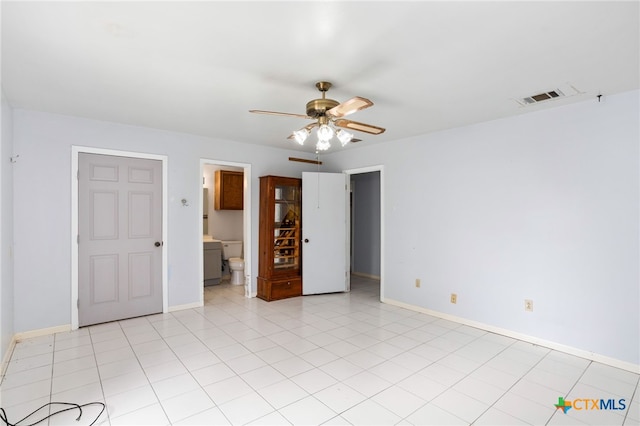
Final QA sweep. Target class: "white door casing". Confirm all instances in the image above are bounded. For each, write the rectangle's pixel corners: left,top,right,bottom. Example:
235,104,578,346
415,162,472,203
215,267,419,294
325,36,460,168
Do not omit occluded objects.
302,172,349,295
78,153,163,326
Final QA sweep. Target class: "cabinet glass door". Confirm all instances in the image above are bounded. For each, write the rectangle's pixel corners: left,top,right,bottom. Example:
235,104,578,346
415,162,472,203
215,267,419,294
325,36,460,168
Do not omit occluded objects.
273,184,301,271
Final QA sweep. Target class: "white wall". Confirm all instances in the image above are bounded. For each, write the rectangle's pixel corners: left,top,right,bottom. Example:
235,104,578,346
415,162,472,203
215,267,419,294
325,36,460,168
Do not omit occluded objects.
1,90,15,362
11,110,316,333
329,90,640,367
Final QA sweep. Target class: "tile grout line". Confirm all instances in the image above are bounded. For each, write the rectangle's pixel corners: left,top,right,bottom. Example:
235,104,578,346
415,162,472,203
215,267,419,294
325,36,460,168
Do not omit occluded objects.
543,358,593,426
118,314,185,424
87,325,112,425
170,306,273,423
624,375,640,425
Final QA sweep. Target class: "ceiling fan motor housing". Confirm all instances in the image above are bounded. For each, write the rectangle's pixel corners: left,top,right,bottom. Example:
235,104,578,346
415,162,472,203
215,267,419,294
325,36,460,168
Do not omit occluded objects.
306,98,339,118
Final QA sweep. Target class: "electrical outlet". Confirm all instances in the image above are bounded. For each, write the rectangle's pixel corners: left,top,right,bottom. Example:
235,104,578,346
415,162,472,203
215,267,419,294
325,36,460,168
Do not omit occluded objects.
450,293,457,304
525,299,533,312
415,279,421,288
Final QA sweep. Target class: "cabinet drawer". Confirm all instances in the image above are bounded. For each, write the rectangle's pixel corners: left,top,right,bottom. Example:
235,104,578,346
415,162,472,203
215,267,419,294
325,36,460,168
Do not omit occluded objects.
271,278,301,300
257,277,301,301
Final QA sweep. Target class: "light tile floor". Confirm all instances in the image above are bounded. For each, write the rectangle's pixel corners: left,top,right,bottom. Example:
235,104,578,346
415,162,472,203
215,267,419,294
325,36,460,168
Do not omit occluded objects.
1,276,638,425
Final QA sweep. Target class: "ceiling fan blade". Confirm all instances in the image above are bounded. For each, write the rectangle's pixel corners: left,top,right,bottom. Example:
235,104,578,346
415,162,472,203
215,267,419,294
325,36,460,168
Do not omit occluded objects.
249,110,311,119
334,119,385,135
349,138,363,143
327,96,373,118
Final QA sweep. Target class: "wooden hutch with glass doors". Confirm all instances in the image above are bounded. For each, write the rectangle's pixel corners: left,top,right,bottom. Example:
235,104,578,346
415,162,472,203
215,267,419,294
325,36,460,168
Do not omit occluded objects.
257,176,302,301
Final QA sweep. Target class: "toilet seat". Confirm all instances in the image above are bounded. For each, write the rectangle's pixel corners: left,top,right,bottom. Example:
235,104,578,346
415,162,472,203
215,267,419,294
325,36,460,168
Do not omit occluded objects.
229,257,244,268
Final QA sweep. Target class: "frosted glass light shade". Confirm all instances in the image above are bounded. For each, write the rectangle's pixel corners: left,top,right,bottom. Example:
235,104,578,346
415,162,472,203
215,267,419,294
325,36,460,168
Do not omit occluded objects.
293,129,309,145
336,129,354,146
316,139,331,151
317,124,334,141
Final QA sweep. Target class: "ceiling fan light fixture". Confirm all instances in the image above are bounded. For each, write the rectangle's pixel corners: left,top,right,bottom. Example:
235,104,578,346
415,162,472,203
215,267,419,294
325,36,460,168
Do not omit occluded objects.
336,129,353,146
293,128,309,145
316,139,331,151
317,124,334,141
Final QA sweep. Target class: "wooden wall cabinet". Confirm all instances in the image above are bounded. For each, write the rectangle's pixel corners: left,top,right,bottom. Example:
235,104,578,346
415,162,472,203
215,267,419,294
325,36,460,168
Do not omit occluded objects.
257,176,302,301
215,170,243,210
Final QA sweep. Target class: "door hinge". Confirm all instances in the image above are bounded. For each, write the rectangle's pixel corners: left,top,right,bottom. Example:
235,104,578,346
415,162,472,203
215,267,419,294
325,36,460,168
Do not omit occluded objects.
77,235,80,244
77,299,79,309
77,170,79,180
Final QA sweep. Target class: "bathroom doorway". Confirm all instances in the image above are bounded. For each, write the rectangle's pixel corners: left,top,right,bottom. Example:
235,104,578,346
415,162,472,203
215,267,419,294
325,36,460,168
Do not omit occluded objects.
199,159,252,303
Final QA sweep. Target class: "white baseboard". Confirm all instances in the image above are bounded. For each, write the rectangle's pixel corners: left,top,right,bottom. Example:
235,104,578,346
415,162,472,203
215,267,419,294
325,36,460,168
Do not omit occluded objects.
15,324,71,341
385,298,640,374
351,272,381,280
168,301,203,312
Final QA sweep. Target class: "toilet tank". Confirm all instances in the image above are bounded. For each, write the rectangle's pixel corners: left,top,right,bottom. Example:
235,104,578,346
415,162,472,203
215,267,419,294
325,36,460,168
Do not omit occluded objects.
221,241,242,260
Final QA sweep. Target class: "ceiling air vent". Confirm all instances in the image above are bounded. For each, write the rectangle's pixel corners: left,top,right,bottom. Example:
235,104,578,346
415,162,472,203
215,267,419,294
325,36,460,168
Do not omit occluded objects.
516,84,581,107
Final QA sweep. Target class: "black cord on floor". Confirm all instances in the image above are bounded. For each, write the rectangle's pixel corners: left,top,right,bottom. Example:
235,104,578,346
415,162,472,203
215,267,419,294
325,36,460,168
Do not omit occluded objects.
0,401,106,426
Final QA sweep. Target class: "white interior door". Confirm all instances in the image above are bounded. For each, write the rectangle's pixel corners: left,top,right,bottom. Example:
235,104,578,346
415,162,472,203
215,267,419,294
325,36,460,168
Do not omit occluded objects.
78,153,163,326
302,172,349,295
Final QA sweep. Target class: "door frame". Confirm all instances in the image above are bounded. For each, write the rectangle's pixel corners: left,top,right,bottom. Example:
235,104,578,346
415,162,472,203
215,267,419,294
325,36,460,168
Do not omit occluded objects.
71,146,169,330
199,159,252,302
344,165,384,302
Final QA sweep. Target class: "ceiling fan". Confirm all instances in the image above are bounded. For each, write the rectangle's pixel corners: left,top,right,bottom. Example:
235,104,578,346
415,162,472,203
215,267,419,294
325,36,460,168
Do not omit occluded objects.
250,81,385,151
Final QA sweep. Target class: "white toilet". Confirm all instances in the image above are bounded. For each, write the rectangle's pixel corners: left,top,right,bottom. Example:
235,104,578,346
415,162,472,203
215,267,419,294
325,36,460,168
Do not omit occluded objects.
222,241,244,285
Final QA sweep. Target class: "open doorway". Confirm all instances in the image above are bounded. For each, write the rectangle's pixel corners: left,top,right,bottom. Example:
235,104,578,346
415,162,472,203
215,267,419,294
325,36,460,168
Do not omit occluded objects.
199,159,252,304
345,166,383,301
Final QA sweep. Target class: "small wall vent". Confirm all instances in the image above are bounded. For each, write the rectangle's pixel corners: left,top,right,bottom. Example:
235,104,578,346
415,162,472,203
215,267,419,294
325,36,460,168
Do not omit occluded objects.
516,84,581,107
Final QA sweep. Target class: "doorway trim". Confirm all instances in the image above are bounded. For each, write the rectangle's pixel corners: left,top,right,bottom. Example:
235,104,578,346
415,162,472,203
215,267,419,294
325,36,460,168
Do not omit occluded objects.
344,165,384,302
199,159,252,303
71,146,169,330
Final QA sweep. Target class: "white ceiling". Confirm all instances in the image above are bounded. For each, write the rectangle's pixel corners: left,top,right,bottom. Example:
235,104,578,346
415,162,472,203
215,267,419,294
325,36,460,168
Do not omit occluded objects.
2,1,638,153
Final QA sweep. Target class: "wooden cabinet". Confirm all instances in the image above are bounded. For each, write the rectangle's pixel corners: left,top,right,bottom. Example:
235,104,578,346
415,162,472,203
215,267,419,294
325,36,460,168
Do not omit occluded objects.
257,176,302,301
215,170,243,210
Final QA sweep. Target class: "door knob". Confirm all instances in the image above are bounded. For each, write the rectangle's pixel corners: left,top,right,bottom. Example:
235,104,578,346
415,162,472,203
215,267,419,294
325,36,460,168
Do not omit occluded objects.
304,239,309,243
154,241,162,247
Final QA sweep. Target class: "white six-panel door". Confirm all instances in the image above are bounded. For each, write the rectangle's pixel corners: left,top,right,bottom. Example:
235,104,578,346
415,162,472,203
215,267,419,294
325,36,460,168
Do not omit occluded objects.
302,172,349,295
78,153,163,326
